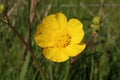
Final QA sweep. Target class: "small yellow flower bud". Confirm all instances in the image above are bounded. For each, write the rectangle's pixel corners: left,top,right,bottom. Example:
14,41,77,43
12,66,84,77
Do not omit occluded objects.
0,4,5,14
91,24,100,32
92,16,101,25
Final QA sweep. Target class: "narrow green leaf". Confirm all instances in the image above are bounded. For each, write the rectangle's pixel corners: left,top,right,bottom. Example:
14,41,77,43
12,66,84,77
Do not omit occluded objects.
19,53,31,80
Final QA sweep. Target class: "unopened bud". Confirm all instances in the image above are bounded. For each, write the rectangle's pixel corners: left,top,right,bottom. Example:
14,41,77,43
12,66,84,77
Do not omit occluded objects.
92,16,101,25
91,24,100,32
0,4,5,14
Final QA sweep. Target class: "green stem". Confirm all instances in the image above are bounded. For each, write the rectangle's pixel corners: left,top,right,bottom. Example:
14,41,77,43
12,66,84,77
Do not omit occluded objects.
90,57,94,80
65,61,70,80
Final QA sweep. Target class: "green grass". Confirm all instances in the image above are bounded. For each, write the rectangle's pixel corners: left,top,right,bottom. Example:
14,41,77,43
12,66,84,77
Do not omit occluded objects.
0,0,120,80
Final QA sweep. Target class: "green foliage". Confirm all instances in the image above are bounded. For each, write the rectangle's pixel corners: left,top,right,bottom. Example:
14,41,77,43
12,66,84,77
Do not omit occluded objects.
20,53,31,80
0,0,120,80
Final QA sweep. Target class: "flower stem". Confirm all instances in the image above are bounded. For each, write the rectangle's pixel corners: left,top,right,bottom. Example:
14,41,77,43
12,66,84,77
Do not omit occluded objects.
65,60,70,80
86,31,97,46
4,15,46,80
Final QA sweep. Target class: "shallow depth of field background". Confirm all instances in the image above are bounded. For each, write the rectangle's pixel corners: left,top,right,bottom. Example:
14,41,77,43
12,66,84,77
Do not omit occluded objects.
0,0,120,80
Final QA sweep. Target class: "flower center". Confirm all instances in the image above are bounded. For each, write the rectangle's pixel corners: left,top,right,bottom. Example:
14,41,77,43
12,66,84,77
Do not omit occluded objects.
55,32,71,48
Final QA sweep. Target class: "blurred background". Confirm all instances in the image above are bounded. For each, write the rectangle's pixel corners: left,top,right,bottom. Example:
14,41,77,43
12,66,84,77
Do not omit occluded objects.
0,0,120,80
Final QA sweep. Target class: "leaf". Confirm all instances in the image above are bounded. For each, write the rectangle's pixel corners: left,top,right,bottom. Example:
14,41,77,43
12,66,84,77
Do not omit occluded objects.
19,53,31,80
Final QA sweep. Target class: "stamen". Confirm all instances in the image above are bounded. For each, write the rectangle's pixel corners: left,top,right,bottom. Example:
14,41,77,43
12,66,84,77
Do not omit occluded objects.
56,33,71,48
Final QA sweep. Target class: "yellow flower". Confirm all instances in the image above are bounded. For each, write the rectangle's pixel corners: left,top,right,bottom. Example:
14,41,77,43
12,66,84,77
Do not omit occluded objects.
35,13,86,62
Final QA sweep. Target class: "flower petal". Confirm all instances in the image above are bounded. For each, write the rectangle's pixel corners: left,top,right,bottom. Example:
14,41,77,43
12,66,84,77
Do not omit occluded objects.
67,19,84,44
42,14,59,31
35,33,54,48
64,43,86,57
55,13,67,29
35,23,54,48
43,47,69,62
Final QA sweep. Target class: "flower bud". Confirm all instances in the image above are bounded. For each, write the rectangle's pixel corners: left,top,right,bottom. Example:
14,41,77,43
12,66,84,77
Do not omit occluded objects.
91,24,100,32
0,4,5,14
92,16,101,25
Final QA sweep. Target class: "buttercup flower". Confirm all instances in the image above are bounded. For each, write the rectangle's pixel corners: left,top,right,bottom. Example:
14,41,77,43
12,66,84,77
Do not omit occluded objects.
35,12,86,62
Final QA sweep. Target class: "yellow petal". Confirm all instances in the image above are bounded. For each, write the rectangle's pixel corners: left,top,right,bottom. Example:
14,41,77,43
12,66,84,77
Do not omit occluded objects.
37,23,53,34
67,19,84,44
64,43,86,57
42,14,59,31
35,23,54,48
35,33,54,48
43,47,69,62
55,13,67,29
